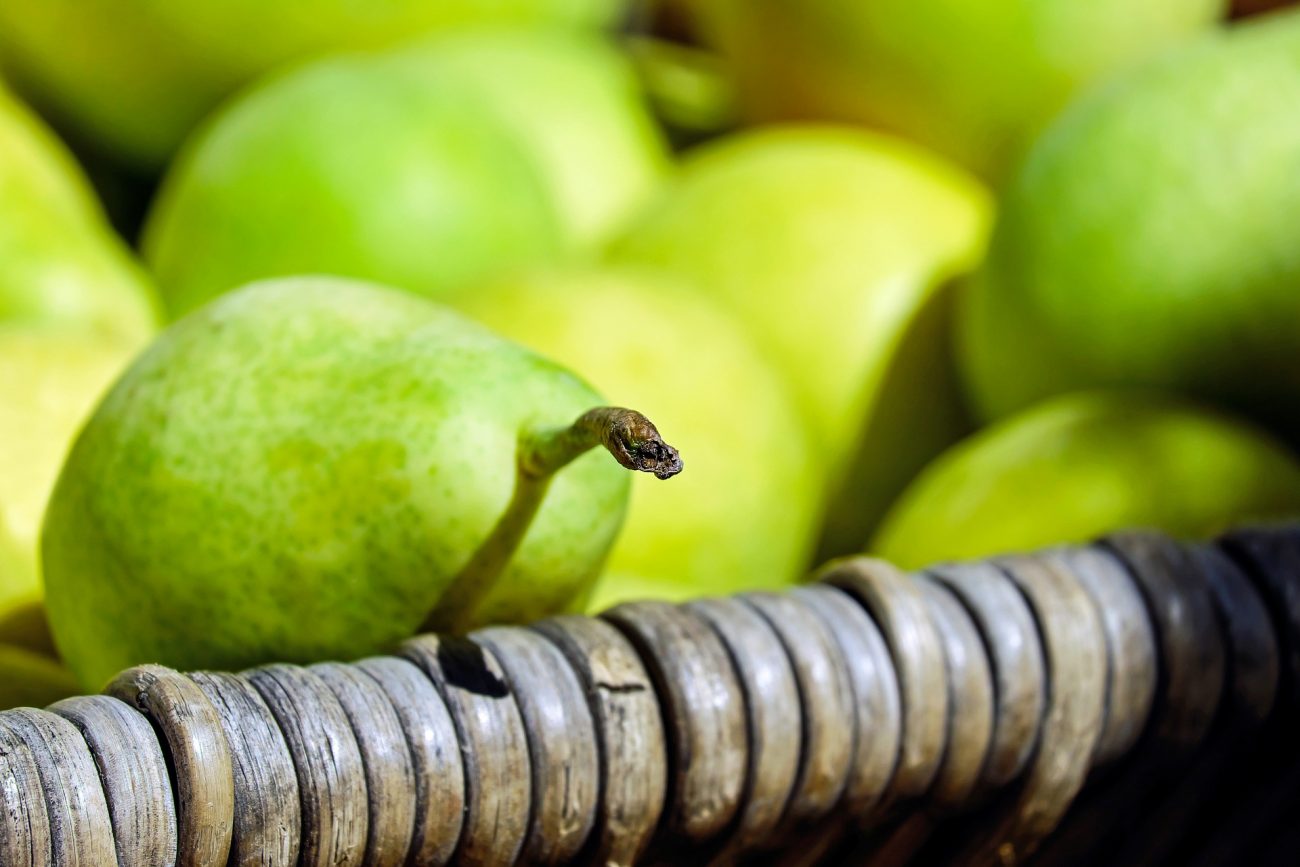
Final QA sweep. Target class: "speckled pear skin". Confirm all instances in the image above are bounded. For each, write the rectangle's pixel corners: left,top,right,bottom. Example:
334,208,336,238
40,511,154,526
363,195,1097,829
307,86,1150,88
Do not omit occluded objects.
41,276,628,689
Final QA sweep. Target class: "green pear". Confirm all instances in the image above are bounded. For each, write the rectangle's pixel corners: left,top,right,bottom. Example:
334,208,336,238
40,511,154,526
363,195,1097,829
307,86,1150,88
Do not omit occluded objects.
0,330,137,647
386,28,671,248
459,267,819,608
0,87,159,344
610,126,991,552
143,52,567,319
693,0,1223,179
0,0,625,169
0,644,80,710
42,276,682,688
873,392,1300,569
960,12,1300,442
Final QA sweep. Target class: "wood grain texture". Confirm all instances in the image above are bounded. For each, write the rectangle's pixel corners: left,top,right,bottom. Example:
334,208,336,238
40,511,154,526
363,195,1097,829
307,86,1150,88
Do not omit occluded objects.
1220,525,1300,700
954,555,1106,866
742,592,853,826
1042,545,1157,767
311,663,417,867
0,711,52,867
473,627,600,865
792,585,901,824
355,656,465,867
0,708,117,866
1188,543,1279,725
1105,532,1226,750
915,576,994,810
928,560,1045,790
401,634,531,867
188,671,300,867
687,596,800,855
107,664,234,867
531,615,667,867
820,557,948,804
602,600,748,845
49,695,178,867
243,665,368,867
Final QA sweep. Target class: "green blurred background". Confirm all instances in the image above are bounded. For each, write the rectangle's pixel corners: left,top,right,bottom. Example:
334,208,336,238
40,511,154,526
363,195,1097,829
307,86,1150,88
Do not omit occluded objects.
2,0,1299,700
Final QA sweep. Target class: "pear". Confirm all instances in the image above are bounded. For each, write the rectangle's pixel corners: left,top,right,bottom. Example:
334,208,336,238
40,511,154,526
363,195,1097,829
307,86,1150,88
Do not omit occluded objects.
873,392,1300,569
692,0,1222,180
0,87,159,344
386,28,671,248
0,644,80,710
42,276,682,688
459,267,818,608
610,126,990,553
142,52,566,319
960,12,1300,443
0,0,626,169
0,330,137,650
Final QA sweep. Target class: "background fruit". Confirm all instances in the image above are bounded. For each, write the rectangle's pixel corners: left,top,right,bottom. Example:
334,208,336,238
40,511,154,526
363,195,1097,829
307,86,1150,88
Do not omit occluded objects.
0,330,137,647
611,126,990,552
0,0,626,169
388,28,671,248
0,87,159,343
43,276,640,687
873,391,1300,568
0,644,80,709
461,267,819,607
693,0,1223,179
960,11,1300,443
143,53,564,318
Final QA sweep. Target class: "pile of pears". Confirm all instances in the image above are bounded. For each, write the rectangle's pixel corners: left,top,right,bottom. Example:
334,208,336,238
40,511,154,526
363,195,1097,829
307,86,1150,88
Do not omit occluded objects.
1,0,1298,694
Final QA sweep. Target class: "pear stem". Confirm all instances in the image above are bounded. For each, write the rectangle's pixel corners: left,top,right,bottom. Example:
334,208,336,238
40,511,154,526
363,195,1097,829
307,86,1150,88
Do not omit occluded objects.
421,407,681,633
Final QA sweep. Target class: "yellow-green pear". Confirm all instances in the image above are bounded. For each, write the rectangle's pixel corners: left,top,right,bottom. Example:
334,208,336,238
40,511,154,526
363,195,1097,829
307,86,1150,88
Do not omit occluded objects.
0,87,159,344
0,645,80,710
0,0,626,169
43,277,682,688
143,52,565,319
1,330,137,649
693,0,1223,179
873,392,1300,569
611,126,991,554
960,12,1300,442
460,267,819,607
386,28,672,248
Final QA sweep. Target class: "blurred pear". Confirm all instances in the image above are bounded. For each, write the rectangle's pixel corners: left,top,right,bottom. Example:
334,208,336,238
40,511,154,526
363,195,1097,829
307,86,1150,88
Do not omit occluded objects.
611,126,990,553
387,28,671,248
0,0,627,169
460,267,819,607
873,392,1300,569
143,53,565,318
694,0,1223,179
0,644,80,709
0,87,159,343
0,330,136,652
961,11,1300,442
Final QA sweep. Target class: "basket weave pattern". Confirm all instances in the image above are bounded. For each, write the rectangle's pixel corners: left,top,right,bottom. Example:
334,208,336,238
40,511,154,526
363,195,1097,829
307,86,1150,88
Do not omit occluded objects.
1,525,1298,866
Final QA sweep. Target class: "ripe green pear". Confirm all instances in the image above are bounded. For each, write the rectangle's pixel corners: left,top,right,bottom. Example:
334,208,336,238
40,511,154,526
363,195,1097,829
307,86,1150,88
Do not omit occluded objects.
0,330,137,649
873,392,1300,569
0,87,159,344
694,0,1222,179
0,0,625,169
386,28,671,248
42,276,681,688
610,126,990,553
143,53,565,319
960,12,1300,441
460,267,818,607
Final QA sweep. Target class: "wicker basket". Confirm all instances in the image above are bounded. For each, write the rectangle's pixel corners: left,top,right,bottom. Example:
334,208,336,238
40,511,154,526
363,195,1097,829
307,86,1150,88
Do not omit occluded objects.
1,524,1297,866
